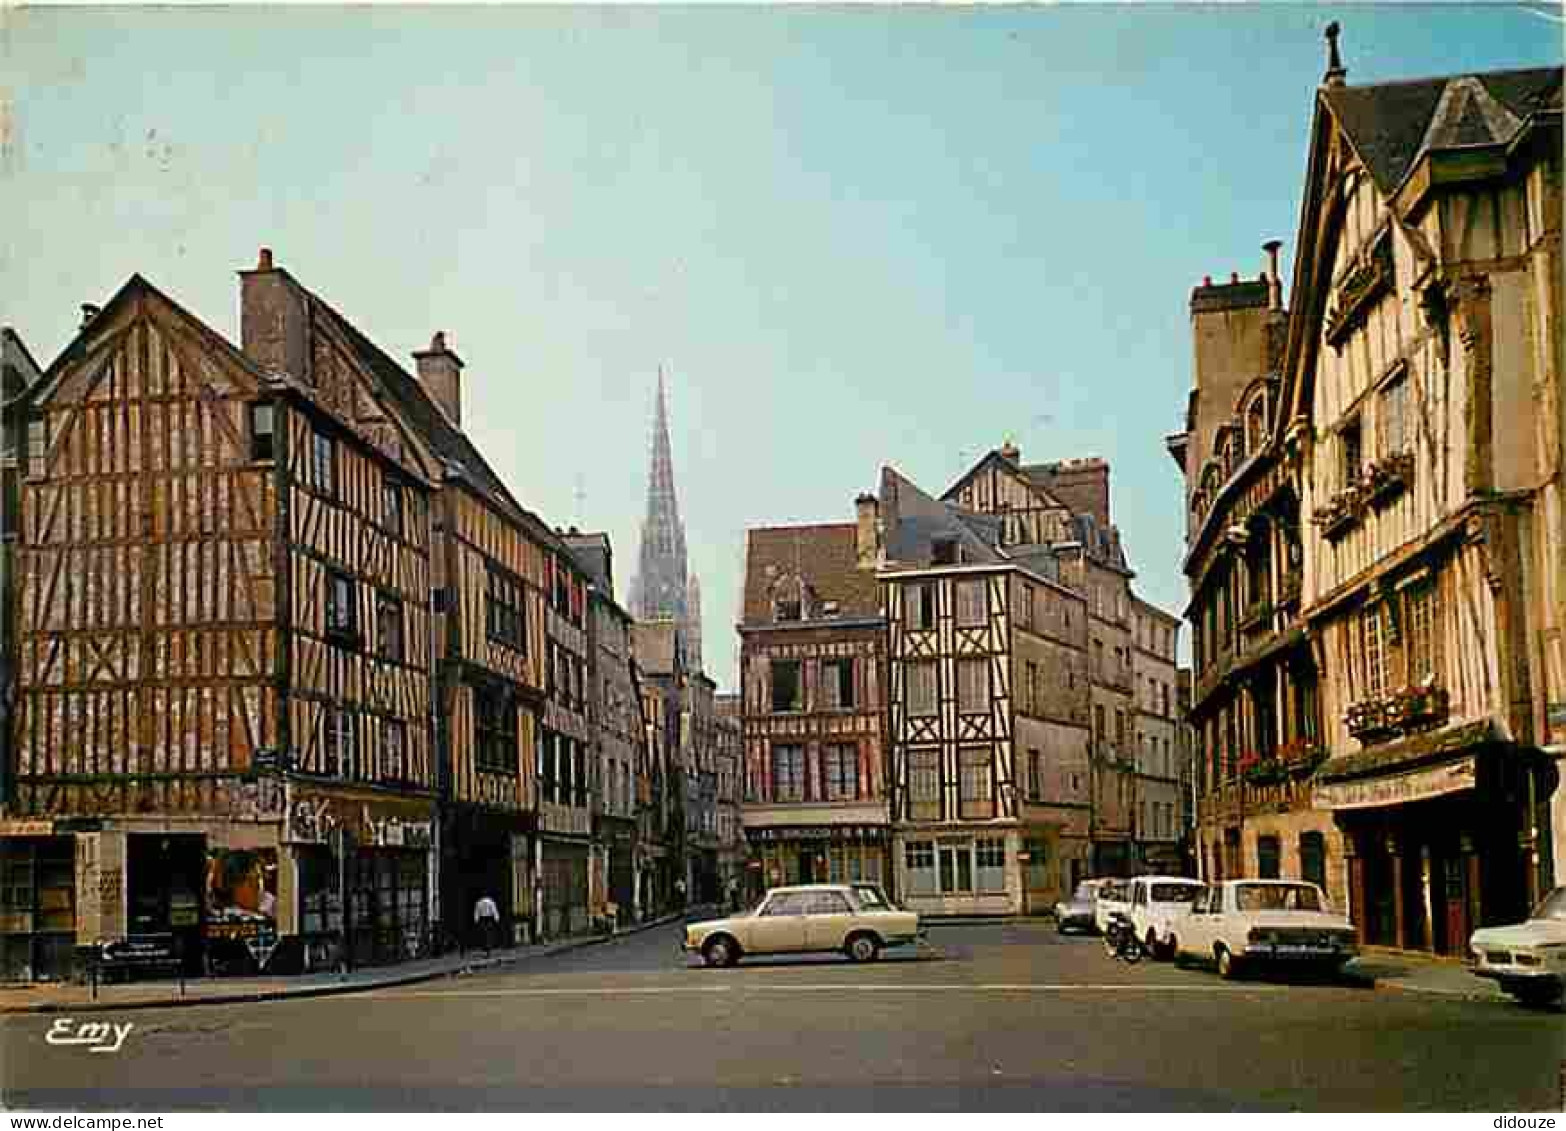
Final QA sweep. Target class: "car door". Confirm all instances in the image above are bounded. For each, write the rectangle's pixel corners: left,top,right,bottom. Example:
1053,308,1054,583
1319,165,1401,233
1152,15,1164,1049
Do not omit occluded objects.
748,892,809,954
1182,887,1214,957
805,890,858,952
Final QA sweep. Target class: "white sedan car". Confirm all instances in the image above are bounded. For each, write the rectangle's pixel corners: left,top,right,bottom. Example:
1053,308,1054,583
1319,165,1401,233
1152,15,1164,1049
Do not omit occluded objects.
1470,886,1566,1007
1172,879,1358,979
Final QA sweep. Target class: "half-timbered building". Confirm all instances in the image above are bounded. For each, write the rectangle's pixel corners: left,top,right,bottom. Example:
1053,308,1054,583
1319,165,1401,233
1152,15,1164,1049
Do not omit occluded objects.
564,530,643,927
1286,47,1561,950
875,467,1092,915
1168,258,1340,905
5,268,438,976
738,519,890,902
632,619,694,910
943,447,1174,876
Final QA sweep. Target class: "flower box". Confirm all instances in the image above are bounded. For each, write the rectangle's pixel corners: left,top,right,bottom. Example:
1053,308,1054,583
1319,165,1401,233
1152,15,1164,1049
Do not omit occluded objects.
1313,488,1363,541
1385,684,1450,730
1363,452,1414,508
1345,698,1397,742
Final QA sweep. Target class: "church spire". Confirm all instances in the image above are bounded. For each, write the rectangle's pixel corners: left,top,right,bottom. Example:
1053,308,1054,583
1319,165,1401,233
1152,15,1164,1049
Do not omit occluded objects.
631,366,696,669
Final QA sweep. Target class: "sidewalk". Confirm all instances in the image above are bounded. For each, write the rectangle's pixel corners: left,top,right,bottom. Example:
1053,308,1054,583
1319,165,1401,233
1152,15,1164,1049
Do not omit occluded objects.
0,908,701,1016
1342,950,1511,1003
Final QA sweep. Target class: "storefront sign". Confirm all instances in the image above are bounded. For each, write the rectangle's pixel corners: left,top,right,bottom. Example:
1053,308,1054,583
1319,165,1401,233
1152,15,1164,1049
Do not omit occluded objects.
0,820,55,836
284,786,434,848
99,934,178,967
748,825,888,843
1314,756,1477,811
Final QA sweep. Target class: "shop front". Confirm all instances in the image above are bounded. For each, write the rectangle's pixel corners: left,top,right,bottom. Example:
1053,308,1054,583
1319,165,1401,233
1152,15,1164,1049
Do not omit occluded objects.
442,805,533,949
747,824,890,904
893,827,1022,917
1316,726,1557,955
539,836,590,938
285,784,437,970
0,824,78,982
595,816,637,927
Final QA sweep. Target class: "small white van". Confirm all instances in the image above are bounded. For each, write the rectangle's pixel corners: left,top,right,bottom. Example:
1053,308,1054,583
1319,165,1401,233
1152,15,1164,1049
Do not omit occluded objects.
1128,875,1205,959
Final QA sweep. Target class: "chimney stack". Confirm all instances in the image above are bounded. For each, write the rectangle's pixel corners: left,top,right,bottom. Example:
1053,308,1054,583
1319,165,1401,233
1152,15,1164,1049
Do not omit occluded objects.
998,438,1021,464
413,331,465,427
79,304,101,330
1263,240,1284,312
855,492,881,568
239,246,310,381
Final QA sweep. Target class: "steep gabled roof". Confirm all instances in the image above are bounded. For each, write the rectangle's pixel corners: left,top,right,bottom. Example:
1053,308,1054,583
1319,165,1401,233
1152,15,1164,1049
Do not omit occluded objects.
2,327,43,400
293,280,581,568
942,448,1071,512
881,465,1004,567
1324,66,1561,196
26,274,272,409
740,522,881,625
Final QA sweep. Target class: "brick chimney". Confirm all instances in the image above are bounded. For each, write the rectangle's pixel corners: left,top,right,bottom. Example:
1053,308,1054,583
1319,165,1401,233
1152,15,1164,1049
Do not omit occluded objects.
239,247,311,382
855,492,881,567
998,438,1021,464
413,331,464,427
1034,458,1112,529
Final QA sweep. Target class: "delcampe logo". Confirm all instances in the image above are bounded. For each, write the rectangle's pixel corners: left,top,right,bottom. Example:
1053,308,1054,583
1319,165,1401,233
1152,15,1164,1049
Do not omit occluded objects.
43,1017,135,1054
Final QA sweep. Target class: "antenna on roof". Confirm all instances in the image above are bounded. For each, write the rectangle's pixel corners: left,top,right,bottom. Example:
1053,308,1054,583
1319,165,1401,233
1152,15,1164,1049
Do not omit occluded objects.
574,473,586,526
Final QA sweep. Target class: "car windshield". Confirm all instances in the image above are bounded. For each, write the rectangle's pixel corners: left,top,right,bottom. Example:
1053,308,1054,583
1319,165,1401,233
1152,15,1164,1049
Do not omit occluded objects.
1530,886,1566,920
854,886,890,910
1235,883,1323,912
1151,883,1202,903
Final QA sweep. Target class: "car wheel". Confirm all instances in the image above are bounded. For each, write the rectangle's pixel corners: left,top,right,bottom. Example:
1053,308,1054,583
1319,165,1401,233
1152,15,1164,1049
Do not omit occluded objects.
846,933,881,964
1216,945,1240,980
1056,918,1068,935
1513,982,1565,1009
702,936,737,968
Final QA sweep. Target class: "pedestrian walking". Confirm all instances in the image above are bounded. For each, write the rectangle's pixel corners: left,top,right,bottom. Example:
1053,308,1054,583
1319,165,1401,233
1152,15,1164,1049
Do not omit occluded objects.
473,893,500,955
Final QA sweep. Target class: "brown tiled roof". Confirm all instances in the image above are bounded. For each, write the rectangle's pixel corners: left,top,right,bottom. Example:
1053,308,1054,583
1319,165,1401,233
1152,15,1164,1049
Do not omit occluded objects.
1324,66,1561,195
741,522,881,625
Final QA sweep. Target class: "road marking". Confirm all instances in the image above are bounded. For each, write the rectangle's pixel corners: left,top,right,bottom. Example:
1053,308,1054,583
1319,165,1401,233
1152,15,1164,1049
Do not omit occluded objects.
365,982,1255,1001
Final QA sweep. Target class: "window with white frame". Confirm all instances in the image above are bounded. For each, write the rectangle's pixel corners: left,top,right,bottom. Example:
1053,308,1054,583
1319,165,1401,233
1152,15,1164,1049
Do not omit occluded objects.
820,657,855,710
904,840,937,895
906,662,938,717
975,837,1006,892
1379,373,1410,457
957,659,989,714
1403,581,1440,685
956,579,987,626
958,746,993,820
1361,603,1388,699
823,744,858,801
908,748,941,820
771,744,805,802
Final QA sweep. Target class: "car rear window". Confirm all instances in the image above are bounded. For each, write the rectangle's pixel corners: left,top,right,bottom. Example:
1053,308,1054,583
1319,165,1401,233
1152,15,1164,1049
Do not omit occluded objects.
1151,884,1202,903
1235,883,1323,912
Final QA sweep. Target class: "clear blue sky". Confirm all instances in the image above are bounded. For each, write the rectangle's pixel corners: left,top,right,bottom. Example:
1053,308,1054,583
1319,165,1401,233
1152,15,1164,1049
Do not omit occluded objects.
5,4,1560,688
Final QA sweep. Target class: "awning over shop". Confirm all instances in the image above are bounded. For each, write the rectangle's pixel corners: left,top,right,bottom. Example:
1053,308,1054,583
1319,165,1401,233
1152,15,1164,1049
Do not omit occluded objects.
1314,719,1559,811
1314,753,1478,810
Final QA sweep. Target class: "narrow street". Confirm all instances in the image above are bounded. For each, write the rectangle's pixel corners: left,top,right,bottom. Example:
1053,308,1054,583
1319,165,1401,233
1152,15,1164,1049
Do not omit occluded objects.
5,920,1560,1111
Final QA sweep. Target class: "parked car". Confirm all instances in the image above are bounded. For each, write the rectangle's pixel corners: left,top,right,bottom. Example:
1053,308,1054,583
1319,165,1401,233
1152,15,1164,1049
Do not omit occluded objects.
1093,879,1131,935
1172,879,1357,979
850,882,897,911
683,884,924,967
1053,879,1107,934
1127,876,1205,959
1470,885,1566,1007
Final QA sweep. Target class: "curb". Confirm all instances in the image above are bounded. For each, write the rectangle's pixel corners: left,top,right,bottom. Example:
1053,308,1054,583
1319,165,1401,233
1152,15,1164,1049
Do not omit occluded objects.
1,911,690,1016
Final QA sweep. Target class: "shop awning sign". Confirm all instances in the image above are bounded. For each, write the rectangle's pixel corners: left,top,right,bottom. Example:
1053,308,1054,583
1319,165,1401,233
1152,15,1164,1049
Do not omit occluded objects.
747,825,888,843
1314,755,1477,811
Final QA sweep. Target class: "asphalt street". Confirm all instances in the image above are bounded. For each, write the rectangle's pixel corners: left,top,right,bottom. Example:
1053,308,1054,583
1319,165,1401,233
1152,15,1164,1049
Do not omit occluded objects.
3,919,1561,1111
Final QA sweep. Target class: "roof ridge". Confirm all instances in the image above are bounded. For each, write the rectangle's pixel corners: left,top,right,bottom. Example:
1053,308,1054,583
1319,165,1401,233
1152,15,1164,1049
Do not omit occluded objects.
1337,63,1559,94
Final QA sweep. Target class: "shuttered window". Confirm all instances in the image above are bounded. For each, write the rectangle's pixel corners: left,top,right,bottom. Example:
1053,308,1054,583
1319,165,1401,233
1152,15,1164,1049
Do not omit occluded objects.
908,748,941,820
